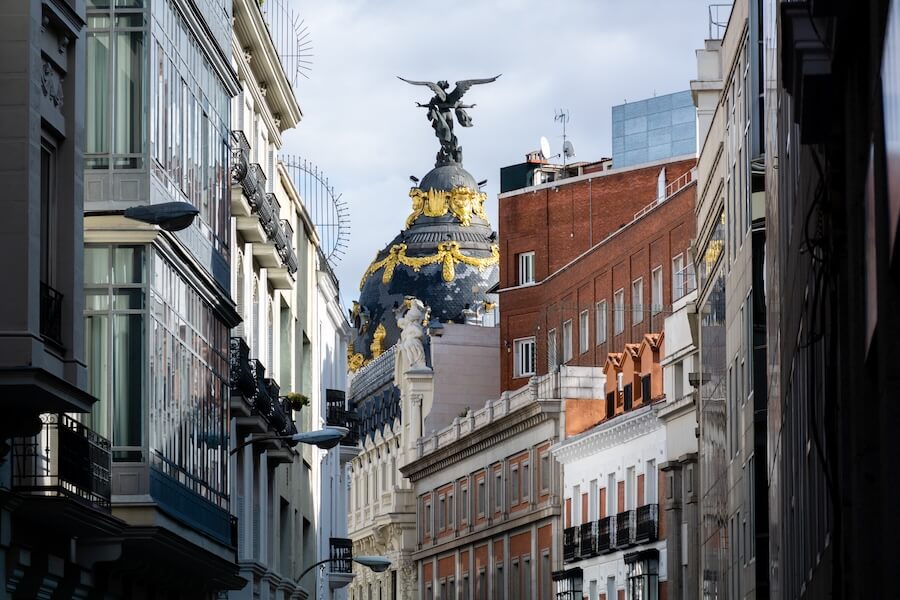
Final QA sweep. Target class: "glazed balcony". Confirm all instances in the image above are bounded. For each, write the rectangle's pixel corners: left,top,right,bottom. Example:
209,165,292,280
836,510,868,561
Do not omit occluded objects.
230,130,250,185
327,537,355,589
11,413,111,512
634,503,659,543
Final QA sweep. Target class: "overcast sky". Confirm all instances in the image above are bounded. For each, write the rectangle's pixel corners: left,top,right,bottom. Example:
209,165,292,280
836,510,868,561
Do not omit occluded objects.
280,0,714,306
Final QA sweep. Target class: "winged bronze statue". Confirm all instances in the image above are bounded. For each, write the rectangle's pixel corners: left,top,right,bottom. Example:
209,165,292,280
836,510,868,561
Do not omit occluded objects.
398,75,501,166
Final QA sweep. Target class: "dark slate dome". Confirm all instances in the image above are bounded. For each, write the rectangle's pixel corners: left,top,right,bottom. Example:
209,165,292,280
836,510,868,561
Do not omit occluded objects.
349,163,499,369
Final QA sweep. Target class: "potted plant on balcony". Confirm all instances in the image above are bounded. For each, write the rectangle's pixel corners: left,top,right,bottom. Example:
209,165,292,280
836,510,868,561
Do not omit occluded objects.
284,392,309,411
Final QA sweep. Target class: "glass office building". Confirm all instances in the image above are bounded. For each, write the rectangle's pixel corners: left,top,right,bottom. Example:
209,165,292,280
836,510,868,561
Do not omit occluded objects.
612,90,697,168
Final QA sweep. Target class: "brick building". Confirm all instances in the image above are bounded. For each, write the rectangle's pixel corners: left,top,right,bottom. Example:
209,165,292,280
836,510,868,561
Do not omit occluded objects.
497,157,697,394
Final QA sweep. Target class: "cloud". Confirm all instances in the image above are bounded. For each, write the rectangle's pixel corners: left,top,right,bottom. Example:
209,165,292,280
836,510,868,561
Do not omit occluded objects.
280,0,713,305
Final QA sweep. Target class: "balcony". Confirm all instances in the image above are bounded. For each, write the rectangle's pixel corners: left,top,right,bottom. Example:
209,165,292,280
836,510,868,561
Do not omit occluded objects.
40,282,64,349
230,130,250,185
251,194,282,268
326,389,360,448
11,413,111,512
616,509,636,548
579,521,597,558
242,163,267,208
597,515,614,553
563,525,579,563
269,216,297,288
635,504,659,543
235,163,268,239
229,337,256,407
250,359,272,417
327,537,355,589
552,567,584,600
279,219,298,274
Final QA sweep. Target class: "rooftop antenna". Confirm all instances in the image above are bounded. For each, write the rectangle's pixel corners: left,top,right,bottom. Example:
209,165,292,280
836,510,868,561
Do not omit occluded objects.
554,109,575,174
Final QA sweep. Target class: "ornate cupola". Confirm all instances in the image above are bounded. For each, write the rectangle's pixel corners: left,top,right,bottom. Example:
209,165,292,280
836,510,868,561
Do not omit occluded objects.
349,76,502,371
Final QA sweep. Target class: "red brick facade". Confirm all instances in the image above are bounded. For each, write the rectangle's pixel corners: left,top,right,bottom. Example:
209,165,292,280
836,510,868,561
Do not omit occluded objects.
498,158,696,393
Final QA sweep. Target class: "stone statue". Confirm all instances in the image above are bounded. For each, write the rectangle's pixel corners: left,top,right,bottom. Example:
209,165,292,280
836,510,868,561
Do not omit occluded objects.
394,297,428,380
398,75,501,166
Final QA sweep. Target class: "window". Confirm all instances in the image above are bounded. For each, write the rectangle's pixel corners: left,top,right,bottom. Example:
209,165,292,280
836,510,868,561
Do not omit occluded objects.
672,253,685,300
461,486,469,523
540,453,551,492
626,467,636,510
477,478,486,516
625,554,659,600
518,251,535,285
589,479,599,520
448,577,456,600
522,556,532,598
463,574,470,600
478,569,487,600
522,462,530,500
607,474,616,517
651,267,663,313
510,560,520,599
579,310,590,353
547,329,558,368
448,493,455,528
562,320,573,363
646,460,657,504
511,465,520,504
596,300,608,344
40,141,58,289
513,337,535,378
494,470,503,511
614,289,625,334
424,500,432,537
495,564,504,600
573,485,581,524
632,278,644,324
439,495,446,530
542,552,552,599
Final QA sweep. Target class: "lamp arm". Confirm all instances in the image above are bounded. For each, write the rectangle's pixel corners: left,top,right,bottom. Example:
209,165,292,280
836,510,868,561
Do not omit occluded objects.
295,557,341,584
229,434,292,456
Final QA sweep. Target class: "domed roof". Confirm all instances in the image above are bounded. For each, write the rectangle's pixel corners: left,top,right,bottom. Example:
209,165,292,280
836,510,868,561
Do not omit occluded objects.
349,163,499,371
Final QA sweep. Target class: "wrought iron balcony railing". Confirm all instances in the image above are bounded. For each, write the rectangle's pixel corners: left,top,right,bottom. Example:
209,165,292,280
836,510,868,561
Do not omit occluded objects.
40,282,64,348
563,525,579,563
579,521,598,558
249,359,272,417
242,163,267,209
11,413,111,511
616,509,636,548
635,503,659,543
597,515,614,553
258,193,280,241
326,407,360,446
229,337,256,399
230,130,250,184
278,219,298,274
264,378,286,431
329,537,353,574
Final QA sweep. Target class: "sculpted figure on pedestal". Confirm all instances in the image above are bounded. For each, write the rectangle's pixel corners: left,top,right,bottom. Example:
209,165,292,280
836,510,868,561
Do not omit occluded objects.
394,297,428,381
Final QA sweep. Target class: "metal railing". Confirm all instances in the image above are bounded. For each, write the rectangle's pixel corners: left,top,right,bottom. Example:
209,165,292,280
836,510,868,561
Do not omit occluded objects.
278,219,298,274
241,163,267,209
563,525,579,563
230,130,250,184
597,515,614,552
633,168,696,221
329,537,353,574
11,413,111,511
709,4,732,40
229,337,256,398
579,521,597,558
40,282,64,348
635,503,659,543
616,509,636,548
257,192,279,242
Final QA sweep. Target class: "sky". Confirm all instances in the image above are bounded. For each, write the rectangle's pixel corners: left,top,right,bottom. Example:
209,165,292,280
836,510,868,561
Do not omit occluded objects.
280,0,715,305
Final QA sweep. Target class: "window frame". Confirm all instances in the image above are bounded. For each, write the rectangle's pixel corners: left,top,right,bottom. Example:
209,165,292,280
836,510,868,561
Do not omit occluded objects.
579,310,590,354
517,251,535,286
596,300,608,344
562,319,573,363
632,278,644,325
614,289,625,334
651,266,663,314
513,336,536,378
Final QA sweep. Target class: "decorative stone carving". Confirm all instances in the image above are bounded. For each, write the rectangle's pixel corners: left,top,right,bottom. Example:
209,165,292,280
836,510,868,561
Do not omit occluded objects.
393,298,427,381
40,61,64,108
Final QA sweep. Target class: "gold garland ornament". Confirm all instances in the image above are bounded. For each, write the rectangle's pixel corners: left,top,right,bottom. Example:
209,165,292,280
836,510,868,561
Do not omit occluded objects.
359,241,500,290
406,186,488,228
370,323,386,359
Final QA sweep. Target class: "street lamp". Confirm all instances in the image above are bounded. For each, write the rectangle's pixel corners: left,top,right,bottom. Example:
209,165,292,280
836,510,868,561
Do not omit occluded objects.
295,554,391,585
122,201,200,232
229,426,349,455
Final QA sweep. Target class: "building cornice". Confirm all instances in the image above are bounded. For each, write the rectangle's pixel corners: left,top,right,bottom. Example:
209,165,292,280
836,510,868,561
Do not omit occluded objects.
401,400,561,482
233,0,301,132
550,403,663,464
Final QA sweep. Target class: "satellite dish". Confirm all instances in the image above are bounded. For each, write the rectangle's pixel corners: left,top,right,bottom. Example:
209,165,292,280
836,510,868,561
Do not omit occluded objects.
539,136,551,159
563,140,576,159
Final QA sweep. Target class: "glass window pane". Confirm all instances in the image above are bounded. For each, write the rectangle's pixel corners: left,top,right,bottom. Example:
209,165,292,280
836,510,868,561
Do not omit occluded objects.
85,246,110,284
86,32,110,156
112,313,144,450
113,245,144,283
113,288,145,309
85,291,110,311
114,30,144,156
85,314,109,437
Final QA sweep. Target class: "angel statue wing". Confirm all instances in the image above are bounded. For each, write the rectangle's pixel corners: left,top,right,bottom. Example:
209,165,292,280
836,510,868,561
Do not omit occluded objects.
397,76,447,101
446,75,502,104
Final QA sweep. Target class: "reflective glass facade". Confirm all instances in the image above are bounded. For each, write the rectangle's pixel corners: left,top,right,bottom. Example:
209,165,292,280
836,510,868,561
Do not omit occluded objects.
612,91,697,168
